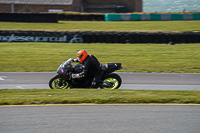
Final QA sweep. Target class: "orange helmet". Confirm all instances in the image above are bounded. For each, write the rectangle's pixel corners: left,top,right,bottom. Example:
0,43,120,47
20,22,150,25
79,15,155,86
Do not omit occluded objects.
77,49,88,63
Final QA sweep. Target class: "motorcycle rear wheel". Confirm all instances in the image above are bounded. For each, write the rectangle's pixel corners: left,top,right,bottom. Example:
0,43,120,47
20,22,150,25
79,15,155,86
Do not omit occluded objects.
102,73,122,89
49,75,69,89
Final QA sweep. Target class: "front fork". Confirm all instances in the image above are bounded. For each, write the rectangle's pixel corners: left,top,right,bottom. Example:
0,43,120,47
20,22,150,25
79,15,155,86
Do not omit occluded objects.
56,74,71,87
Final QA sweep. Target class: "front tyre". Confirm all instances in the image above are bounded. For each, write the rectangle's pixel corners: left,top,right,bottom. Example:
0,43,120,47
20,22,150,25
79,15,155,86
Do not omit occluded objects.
102,73,122,89
49,75,69,89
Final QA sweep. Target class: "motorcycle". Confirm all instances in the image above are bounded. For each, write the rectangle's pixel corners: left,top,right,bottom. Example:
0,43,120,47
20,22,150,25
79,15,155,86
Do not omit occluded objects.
49,58,122,89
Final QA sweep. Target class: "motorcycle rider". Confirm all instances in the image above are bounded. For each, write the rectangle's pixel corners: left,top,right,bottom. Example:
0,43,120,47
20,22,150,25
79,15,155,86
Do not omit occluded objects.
71,49,103,88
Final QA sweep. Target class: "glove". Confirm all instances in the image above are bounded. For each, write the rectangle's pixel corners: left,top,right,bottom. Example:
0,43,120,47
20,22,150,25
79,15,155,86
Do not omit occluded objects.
69,59,78,63
73,59,79,62
72,73,80,79
71,73,84,79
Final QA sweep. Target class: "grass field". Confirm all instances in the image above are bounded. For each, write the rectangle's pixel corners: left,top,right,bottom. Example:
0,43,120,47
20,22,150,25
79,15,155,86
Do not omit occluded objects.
1,89,200,105
0,43,200,73
0,21,200,31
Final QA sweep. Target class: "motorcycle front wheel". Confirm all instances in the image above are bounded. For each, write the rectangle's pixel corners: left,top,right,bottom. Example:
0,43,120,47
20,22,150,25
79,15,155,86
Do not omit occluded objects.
101,73,122,89
49,75,69,89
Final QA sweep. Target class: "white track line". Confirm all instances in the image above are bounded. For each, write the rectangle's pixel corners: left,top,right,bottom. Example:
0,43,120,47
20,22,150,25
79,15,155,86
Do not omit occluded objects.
16,86,24,89
0,76,6,80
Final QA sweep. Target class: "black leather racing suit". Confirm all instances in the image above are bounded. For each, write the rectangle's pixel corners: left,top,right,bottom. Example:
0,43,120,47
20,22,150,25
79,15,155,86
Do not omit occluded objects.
78,54,103,88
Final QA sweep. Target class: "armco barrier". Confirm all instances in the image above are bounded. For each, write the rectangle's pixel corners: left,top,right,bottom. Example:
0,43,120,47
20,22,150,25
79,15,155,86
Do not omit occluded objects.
105,13,200,21
58,14,105,21
0,13,58,23
0,13,105,22
0,30,199,43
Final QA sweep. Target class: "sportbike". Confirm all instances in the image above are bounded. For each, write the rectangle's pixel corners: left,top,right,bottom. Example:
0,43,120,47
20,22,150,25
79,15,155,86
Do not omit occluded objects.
49,58,122,89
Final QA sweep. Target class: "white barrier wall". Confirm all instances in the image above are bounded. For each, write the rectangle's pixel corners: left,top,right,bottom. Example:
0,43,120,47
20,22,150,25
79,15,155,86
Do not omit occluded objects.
105,14,200,21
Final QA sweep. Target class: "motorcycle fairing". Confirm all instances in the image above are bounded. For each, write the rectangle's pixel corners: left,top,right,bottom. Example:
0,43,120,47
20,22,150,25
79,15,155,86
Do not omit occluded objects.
74,64,83,73
57,67,72,75
103,63,122,74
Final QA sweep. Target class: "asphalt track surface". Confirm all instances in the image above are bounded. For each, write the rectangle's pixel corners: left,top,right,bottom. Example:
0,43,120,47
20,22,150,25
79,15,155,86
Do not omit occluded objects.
0,72,200,90
1,104,200,133
1,73,200,133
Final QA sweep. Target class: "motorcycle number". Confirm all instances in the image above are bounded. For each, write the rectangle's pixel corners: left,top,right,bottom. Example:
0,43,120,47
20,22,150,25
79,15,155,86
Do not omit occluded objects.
61,69,64,73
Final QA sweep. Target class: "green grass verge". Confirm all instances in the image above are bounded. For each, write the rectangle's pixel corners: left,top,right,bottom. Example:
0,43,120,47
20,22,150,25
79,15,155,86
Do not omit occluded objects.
0,43,200,73
1,89,200,105
0,21,200,31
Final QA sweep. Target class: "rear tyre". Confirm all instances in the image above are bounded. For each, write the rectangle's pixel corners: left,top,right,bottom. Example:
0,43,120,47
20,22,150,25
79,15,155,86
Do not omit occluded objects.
49,75,69,89
101,73,122,89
